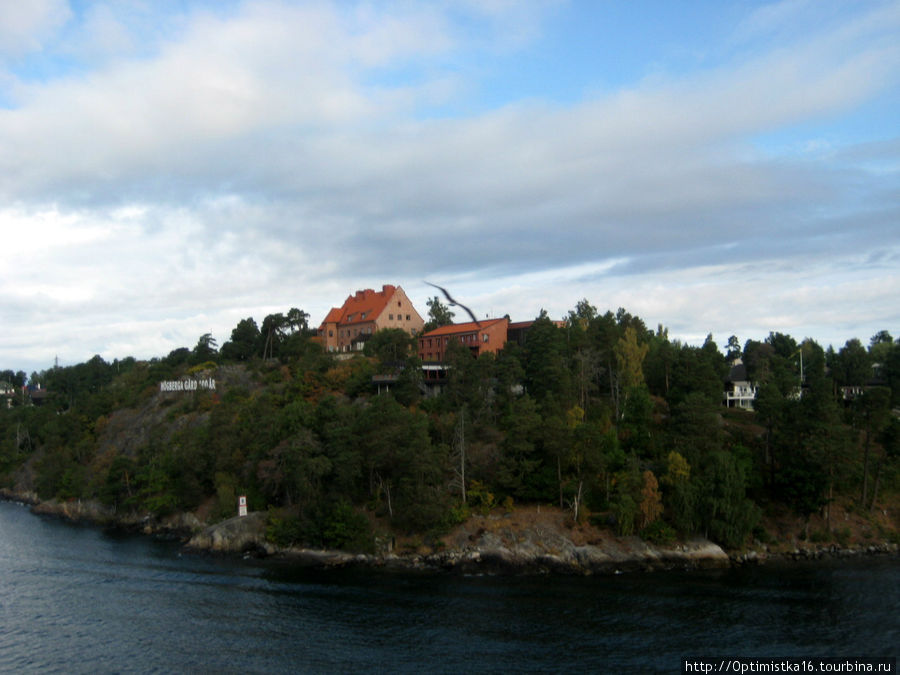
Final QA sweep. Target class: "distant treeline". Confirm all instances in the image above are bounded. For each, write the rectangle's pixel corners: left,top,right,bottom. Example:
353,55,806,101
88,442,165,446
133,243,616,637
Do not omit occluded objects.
1,300,898,552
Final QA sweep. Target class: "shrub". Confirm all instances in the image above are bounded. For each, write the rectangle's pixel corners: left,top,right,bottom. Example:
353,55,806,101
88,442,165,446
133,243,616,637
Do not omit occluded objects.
810,529,829,544
319,500,373,553
187,362,218,375
265,508,303,548
641,519,676,545
468,480,495,516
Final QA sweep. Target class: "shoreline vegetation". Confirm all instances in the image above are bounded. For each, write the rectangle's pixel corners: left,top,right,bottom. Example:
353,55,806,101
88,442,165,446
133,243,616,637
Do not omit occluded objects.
3,489,896,576
2,301,899,574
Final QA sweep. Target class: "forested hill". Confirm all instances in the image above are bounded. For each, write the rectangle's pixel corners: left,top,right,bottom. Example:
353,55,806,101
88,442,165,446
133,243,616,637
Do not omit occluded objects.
1,303,898,554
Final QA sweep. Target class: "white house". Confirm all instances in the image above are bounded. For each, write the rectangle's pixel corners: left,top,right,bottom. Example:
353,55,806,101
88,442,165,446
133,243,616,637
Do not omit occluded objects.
723,358,757,409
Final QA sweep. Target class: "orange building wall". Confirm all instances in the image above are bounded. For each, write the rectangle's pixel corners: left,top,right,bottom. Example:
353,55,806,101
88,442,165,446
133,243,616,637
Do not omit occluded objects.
418,318,509,362
373,286,425,339
318,284,424,353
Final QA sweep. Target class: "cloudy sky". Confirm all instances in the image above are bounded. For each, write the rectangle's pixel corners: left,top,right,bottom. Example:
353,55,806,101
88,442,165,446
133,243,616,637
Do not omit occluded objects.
1,0,898,374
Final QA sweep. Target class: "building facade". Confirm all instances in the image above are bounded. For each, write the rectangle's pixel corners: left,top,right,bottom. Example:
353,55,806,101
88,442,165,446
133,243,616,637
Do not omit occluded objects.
317,284,424,353
417,318,509,363
723,358,758,409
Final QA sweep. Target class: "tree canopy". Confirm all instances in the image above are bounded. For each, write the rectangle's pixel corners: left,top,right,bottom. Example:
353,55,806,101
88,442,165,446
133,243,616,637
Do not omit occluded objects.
2,300,898,553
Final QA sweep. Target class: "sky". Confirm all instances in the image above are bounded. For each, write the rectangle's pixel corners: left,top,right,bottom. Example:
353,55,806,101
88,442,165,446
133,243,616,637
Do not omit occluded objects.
1,0,898,376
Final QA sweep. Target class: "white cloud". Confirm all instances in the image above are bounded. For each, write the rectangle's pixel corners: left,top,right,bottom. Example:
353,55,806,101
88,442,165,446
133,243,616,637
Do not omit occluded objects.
0,0,897,373
0,0,71,58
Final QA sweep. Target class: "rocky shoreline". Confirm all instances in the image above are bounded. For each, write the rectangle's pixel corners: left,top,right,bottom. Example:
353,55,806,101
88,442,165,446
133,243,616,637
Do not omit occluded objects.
186,510,733,575
3,489,897,575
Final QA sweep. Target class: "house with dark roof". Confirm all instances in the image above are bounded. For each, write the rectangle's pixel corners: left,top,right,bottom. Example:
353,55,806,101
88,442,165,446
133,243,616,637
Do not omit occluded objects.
723,358,757,409
317,284,424,353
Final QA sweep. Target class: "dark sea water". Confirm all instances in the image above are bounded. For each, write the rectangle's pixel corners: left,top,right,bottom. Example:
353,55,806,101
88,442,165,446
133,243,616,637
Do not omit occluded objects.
0,501,897,674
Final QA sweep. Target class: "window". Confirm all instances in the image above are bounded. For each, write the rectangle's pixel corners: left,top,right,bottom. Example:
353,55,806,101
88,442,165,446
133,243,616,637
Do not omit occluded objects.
482,333,489,343
389,314,394,320
406,314,410,321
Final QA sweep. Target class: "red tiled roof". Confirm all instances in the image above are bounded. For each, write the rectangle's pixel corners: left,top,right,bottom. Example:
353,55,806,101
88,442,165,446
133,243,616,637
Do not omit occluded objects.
423,318,505,338
318,284,398,329
322,307,343,324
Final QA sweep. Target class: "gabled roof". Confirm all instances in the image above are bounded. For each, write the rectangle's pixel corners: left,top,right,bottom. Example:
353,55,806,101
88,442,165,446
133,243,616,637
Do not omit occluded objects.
422,318,506,338
725,361,749,383
319,284,399,329
321,307,343,324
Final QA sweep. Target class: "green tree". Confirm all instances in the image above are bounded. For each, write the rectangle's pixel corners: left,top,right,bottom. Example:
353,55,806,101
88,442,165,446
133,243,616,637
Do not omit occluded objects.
260,313,289,360
496,395,543,499
754,381,784,487
614,325,648,393
424,296,455,331
661,451,695,533
696,450,758,548
644,327,675,400
356,395,446,528
870,417,900,512
834,338,871,387
852,387,892,508
868,330,894,366
364,327,415,363
610,460,642,536
726,335,742,362
523,313,571,405
286,307,310,334
192,334,219,365
221,317,260,361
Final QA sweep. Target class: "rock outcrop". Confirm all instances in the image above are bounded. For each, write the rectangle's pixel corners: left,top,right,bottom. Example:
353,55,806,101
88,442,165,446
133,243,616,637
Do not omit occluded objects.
182,508,730,574
187,512,273,554
5,489,894,575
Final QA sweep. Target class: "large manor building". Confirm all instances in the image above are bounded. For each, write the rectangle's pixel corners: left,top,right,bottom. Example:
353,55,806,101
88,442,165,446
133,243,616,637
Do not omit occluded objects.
317,284,424,353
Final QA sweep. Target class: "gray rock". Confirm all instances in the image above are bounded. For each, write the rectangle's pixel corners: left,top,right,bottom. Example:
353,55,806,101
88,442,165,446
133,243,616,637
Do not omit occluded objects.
187,512,267,553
